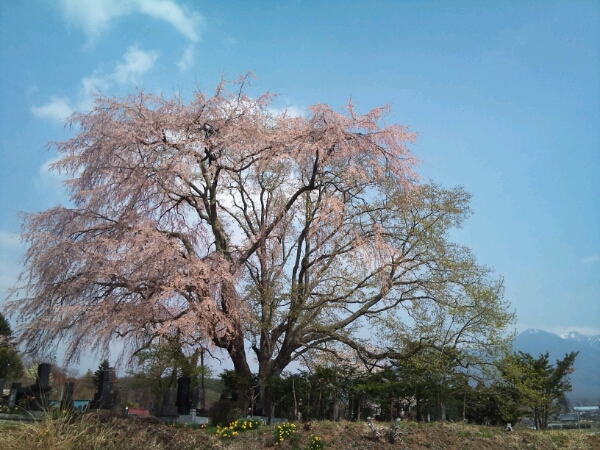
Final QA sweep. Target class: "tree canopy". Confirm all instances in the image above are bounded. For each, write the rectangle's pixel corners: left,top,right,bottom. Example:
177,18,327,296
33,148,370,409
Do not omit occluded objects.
7,77,513,411
498,351,578,430
0,312,24,380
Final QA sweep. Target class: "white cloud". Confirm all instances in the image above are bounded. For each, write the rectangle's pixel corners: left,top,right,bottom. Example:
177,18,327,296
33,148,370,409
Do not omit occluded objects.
57,0,202,44
547,325,600,337
269,105,306,118
582,255,599,264
34,156,73,206
137,0,202,42
58,0,131,43
79,75,110,98
0,230,22,249
40,156,67,179
77,74,111,110
177,44,195,72
0,230,25,305
32,45,157,121
113,46,159,85
31,96,74,122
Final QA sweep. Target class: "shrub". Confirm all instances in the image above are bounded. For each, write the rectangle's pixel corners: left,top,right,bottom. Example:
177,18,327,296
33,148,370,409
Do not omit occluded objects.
208,398,246,426
273,422,297,445
215,417,263,439
215,425,238,439
307,435,324,450
231,417,262,431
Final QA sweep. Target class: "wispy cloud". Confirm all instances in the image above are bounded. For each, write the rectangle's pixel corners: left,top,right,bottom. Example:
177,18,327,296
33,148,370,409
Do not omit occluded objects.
113,45,159,85
32,45,158,121
582,255,599,264
31,96,74,122
547,325,600,337
57,0,202,44
39,156,67,179
137,0,202,42
0,230,22,249
177,44,195,72
0,230,25,305
269,105,306,118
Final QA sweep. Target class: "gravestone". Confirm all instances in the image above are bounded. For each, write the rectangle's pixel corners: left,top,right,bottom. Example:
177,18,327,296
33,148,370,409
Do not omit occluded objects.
177,377,191,415
30,363,52,410
8,383,20,410
0,379,4,398
161,387,177,417
93,370,112,409
38,363,51,387
111,389,121,411
61,382,74,411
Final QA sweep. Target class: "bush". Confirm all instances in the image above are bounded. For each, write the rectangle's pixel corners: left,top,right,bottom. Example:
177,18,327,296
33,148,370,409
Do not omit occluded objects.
307,435,324,450
208,398,246,426
273,422,297,445
215,417,262,439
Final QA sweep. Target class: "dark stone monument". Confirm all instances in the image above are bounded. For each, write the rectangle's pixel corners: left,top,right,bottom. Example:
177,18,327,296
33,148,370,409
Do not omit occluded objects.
161,387,177,417
61,382,74,411
8,383,20,410
93,370,113,409
0,379,4,399
111,389,121,411
30,363,53,410
38,363,51,387
176,377,191,415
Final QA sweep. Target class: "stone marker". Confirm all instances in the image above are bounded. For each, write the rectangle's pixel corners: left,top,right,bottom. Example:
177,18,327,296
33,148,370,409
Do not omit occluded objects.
30,363,52,410
161,388,177,417
8,382,21,411
61,382,74,411
177,377,191,415
8,387,18,410
38,363,51,387
111,389,121,411
93,370,112,409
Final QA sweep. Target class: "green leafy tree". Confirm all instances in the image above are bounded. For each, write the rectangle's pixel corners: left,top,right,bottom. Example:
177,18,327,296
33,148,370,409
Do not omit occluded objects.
458,378,522,425
0,313,12,338
0,312,24,380
131,334,211,414
499,351,578,430
392,348,459,421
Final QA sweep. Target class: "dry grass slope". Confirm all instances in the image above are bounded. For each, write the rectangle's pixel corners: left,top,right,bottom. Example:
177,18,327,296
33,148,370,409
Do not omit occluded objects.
1,413,599,450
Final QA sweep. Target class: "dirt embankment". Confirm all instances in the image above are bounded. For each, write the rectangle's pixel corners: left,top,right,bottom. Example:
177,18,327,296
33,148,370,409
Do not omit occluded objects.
1,413,599,450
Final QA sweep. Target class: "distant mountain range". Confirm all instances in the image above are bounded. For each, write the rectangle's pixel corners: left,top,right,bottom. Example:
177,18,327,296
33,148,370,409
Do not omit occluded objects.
513,329,600,403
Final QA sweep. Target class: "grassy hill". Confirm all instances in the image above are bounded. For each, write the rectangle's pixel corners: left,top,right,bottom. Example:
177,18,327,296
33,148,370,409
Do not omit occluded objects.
1,412,599,449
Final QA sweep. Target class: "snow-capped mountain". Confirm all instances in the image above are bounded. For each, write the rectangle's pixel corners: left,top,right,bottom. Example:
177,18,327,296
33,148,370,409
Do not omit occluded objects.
513,329,600,402
558,331,600,344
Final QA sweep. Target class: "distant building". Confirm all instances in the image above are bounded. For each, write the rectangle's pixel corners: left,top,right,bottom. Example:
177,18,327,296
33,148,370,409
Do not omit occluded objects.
559,413,578,422
573,406,599,419
573,406,599,415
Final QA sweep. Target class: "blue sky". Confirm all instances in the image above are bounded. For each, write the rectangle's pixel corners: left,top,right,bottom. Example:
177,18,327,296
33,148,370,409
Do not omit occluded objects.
1,0,599,370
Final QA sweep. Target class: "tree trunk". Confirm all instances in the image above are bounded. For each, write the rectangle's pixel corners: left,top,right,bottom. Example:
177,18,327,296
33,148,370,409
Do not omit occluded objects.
200,349,206,411
293,378,298,420
225,332,252,381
